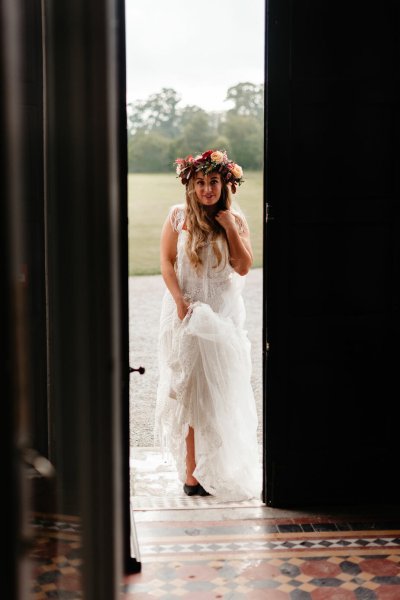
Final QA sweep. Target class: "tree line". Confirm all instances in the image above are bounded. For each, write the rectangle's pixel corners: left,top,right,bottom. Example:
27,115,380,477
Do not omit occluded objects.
127,82,264,173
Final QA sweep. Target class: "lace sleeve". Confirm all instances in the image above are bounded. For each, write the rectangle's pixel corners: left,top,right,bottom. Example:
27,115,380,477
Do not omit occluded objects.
169,204,185,233
232,208,249,235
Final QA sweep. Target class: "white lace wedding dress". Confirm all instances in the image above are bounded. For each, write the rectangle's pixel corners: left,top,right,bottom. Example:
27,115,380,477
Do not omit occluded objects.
154,204,260,501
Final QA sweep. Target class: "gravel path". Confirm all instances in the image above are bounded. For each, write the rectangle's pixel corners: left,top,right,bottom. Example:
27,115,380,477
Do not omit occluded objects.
129,268,263,446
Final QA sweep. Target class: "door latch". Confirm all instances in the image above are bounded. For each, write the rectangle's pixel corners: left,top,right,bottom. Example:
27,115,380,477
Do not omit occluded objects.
129,366,145,375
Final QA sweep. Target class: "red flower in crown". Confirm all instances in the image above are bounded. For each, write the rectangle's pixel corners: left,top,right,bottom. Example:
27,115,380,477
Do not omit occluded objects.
201,150,213,160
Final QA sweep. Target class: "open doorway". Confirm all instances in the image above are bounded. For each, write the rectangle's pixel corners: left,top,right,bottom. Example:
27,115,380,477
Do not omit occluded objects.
125,0,266,513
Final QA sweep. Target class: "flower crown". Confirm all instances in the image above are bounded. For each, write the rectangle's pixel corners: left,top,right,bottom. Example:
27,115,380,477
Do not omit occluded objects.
174,149,244,194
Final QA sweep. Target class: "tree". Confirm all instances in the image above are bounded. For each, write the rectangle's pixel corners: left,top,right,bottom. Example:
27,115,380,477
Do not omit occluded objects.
176,111,215,157
127,88,181,138
225,82,264,119
178,105,207,129
128,131,171,172
126,83,264,172
221,114,263,170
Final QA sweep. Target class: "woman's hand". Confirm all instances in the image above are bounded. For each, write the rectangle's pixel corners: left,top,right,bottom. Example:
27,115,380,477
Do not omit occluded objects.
214,209,236,232
176,297,190,320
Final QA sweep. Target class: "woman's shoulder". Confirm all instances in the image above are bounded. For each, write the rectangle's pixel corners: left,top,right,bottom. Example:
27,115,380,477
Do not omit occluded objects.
168,203,185,233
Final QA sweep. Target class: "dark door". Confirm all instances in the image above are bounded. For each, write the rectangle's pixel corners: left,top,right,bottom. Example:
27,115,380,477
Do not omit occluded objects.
2,0,138,596
22,0,48,457
1,1,49,597
264,0,400,506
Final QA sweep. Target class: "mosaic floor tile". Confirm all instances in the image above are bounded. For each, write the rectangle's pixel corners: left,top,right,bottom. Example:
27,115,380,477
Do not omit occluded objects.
29,514,83,599
124,517,400,598
29,504,400,599
124,554,400,599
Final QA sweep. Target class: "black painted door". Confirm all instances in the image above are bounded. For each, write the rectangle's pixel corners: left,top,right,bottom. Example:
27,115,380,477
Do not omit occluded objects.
22,0,48,457
264,0,400,506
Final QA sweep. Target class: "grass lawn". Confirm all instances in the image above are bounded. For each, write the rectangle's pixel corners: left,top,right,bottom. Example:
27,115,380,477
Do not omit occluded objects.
128,171,263,276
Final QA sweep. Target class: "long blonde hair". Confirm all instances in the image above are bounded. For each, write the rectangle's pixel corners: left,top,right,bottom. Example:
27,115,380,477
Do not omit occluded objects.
184,176,245,271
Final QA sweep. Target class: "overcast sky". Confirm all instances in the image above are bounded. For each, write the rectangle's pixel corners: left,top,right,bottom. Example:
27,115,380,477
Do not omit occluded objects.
125,0,265,112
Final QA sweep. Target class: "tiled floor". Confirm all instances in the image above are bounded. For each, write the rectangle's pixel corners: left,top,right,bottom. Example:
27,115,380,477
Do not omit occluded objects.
30,514,83,599
29,448,400,599
124,515,400,599
29,511,400,599
126,448,400,598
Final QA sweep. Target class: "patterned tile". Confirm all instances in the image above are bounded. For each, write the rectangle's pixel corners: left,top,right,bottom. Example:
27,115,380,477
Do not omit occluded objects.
29,514,83,599
138,536,400,558
123,553,400,598
29,512,400,599
125,559,400,597
124,518,400,598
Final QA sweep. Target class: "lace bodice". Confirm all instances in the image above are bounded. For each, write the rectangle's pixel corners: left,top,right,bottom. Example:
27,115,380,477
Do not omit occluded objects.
169,204,236,310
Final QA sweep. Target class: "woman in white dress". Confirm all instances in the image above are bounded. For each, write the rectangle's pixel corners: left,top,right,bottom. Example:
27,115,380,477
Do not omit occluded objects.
155,149,260,501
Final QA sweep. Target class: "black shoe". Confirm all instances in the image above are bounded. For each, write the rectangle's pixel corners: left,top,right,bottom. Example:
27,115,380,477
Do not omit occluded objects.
197,484,211,496
183,483,200,496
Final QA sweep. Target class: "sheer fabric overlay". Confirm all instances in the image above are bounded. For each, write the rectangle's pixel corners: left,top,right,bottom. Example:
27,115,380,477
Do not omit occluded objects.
154,204,260,501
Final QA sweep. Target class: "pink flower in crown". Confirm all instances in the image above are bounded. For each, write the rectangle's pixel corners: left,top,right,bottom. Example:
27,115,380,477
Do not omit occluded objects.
210,150,224,164
175,158,185,175
229,163,243,179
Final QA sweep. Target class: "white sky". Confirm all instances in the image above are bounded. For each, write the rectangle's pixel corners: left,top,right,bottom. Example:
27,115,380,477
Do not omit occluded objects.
125,0,265,112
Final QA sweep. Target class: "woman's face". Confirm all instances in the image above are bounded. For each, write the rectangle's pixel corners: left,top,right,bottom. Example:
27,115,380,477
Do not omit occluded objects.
194,172,222,206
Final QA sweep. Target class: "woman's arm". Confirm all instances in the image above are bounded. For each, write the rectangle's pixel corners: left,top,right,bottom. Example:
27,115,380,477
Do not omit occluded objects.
215,210,253,276
160,216,190,319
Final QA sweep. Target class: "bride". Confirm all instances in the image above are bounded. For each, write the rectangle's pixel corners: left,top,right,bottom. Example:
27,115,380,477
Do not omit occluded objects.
154,149,260,501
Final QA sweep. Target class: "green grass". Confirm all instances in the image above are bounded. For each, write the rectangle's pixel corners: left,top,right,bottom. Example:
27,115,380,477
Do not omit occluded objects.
128,171,263,276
